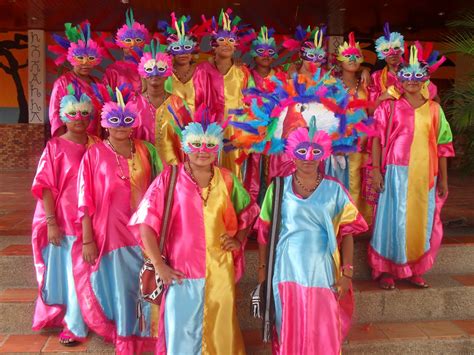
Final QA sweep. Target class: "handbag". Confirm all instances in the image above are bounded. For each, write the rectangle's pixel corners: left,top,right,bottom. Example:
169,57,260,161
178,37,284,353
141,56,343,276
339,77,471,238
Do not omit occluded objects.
361,100,394,205
249,176,284,343
139,164,178,305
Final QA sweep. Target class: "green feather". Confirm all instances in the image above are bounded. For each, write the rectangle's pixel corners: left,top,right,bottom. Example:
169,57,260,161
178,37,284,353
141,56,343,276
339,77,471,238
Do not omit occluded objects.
164,77,173,94
66,83,74,95
231,15,241,26
218,9,224,26
308,116,317,140
64,23,81,43
169,119,183,139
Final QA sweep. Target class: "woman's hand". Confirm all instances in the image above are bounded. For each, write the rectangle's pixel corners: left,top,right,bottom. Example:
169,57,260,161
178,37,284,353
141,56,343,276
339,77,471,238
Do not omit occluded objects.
437,179,448,198
360,68,371,86
378,91,394,102
83,241,98,265
221,234,242,251
47,223,63,246
337,276,352,299
154,262,185,285
372,168,384,193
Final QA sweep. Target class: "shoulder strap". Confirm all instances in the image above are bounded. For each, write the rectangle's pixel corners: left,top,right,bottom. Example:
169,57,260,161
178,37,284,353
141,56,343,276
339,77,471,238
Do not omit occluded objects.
263,176,285,342
381,100,395,171
159,165,178,252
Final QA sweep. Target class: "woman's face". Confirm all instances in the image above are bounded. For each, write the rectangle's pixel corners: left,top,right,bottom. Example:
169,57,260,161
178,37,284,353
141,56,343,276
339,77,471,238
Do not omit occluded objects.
108,127,132,141
341,60,360,73
294,158,320,175
173,54,192,66
402,80,423,94
65,118,89,134
187,151,217,168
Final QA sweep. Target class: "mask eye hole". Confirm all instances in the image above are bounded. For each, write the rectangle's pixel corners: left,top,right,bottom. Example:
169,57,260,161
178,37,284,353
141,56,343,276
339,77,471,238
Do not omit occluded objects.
217,37,226,43
68,111,77,116
402,72,412,78
206,143,216,149
88,56,95,61
124,116,134,124
75,55,84,61
145,67,154,73
228,38,236,44
183,45,193,50
415,72,424,78
394,46,400,50
81,111,89,116
191,142,202,148
296,148,307,155
171,45,181,51
256,48,265,53
307,53,315,59
268,49,275,55
108,117,120,124
312,148,322,155
135,38,143,43
157,66,167,72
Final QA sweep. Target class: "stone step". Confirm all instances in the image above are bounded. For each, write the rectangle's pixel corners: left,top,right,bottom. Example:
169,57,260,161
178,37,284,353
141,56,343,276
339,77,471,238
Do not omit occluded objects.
8,274,473,336
235,274,474,330
242,234,474,283
1,320,472,354
244,320,474,355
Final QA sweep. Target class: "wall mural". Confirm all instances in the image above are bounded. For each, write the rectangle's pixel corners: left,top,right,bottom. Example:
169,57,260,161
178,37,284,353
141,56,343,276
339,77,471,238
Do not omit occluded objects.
0,32,28,124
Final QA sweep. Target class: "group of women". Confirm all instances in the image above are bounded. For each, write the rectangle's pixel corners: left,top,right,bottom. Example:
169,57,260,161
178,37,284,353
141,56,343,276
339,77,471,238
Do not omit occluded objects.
31,7,454,355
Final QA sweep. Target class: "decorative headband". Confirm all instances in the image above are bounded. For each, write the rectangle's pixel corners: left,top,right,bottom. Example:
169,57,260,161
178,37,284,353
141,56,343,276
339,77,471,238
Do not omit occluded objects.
337,32,363,64
59,82,93,123
138,39,173,78
250,26,278,58
116,8,150,49
375,22,404,60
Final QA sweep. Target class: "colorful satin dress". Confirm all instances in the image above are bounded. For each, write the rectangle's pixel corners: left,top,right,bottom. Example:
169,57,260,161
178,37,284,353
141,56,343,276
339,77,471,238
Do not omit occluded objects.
199,62,252,179
129,164,260,355
103,60,142,94
170,64,209,114
257,175,368,355
133,94,189,165
369,66,437,102
31,136,98,339
369,98,454,279
49,71,101,137
76,139,162,354
325,83,373,226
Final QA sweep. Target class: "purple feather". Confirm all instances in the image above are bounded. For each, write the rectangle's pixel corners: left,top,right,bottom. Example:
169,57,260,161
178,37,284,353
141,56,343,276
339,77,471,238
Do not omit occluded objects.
53,34,70,49
383,22,390,40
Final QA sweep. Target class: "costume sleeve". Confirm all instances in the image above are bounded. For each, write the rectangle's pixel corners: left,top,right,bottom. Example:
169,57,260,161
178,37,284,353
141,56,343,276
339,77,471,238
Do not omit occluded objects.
256,182,274,245
332,183,368,239
49,78,65,137
229,174,260,230
373,100,391,146
437,107,455,157
128,166,171,247
193,64,211,110
31,141,56,200
77,148,97,219
156,97,185,165
143,141,164,178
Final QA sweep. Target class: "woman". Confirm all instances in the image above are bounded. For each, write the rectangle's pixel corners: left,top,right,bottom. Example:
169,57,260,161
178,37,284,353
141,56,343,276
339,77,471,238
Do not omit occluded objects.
129,106,259,354
31,85,98,346
245,25,285,203
283,25,328,79
369,22,439,107
76,87,162,353
369,45,453,290
198,8,254,179
232,71,371,354
103,8,150,93
133,39,189,164
48,22,109,137
158,12,210,113
325,32,373,226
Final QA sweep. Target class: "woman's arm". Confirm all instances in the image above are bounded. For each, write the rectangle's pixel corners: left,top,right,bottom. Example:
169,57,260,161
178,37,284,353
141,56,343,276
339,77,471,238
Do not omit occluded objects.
337,235,354,299
81,209,98,265
140,224,185,284
437,157,448,197
371,137,384,192
42,189,62,246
